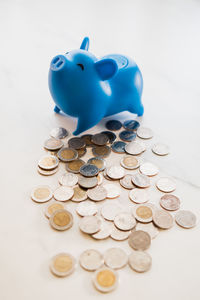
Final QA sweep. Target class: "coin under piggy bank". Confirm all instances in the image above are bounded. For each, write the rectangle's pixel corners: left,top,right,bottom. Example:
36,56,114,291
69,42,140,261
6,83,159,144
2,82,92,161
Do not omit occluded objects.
48,37,144,135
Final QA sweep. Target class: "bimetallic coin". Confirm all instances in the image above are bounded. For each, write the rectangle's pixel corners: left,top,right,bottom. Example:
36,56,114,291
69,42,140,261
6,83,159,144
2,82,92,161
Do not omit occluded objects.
45,201,65,218
160,194,180,211
50,253,76,277
139,162,159,177
114,212,136,231
80,164,99,177
77,147,87,158
123,120,140,131
175,210,196,229
119,131,137,142
78,175,98,189
153,209,173,229
104,248,128,270
68,137,86,149
91,133,109,146
125,141,146,155
37,166,58,176
106,166,125,180
31,185,53,203
71,186,87,202
103,184,120,198
111,141,126,153
132,173,150,188
97,173,103,185
136,222,159,239
120,174,135,190
38,155,59,170
92,220,112,240
59,173,78,186
44,138,64,151
101,131,116,144
128,251,152,273
128,230,151,251
92,146,111,159
137,127,153,139
133,205,153,223
79,215,101,234
80,249,104,271
120,156,140,170
129,189,149,204
152,143,170,156
87,186,107,202
93,267,118,293
110,225,131,241
105,120,122,131
50,209,73,231
57,147,78,162
50,127,69,139
101,203,122,221
88,157,106,172
53,186,74,201
66,159,85,173
76,200,98,217
156,177,176,193
81,134,93,147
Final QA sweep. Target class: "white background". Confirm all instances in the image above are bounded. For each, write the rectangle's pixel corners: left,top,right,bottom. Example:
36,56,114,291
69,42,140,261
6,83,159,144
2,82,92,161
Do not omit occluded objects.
0,0,200,299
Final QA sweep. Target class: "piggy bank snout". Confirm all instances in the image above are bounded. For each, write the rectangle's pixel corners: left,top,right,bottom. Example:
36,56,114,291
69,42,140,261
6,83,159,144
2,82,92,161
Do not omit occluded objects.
50,55,66,71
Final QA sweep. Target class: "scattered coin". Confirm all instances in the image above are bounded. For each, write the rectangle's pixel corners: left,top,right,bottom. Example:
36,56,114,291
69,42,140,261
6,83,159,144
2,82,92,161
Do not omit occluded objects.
105,120,122,131
139,162,158,176
77,147,87,158
128,230,151,251
57,147,78,162
87,186,107,202
101,203,122,221
160,194,180,211
50,209,73,231
153,209,173,229
71,186,87,202
38,155,59,170
111,141,126,153
80,249,104,271
103,169,112,181
136,222,159,239
79,215,101,234
78,175,98,189
125,141,146,155
104,248,128,270
66,159,85,173
50,253,76,277
44,201,65,218
97,173,103,185
137,127,153,139
101,131,116,144
68,137,86,149
92,220,112,240
152,143,170,156
119,131,137,142
120,174,135,189
120,155,140,170
91,133,109,146
132,173,150,188
156,177,176,193
50,127,69,139
44,138,64,151
88,157,106,172
31,185,53,203
106,166,125,180
129,189,149,204
92,145,111,158
53,186,74,201
103,183,120,198
110,225,131,241
133,205,153,223
114,212,136,231
81,134,93,147
123,120,140,131
93,267,118,293
59,173,78,186
80,164,99,177
37,166,58,176
128,251,152,273
76,200,98,217
175,210,196,229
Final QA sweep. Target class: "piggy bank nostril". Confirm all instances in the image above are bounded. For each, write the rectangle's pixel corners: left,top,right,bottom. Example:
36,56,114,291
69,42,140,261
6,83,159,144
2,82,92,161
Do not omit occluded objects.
52,57,60,64
57,60,63,68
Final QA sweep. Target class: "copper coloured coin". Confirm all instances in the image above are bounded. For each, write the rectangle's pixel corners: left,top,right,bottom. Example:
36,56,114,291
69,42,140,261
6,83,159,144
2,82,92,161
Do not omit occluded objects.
160,194,180,211
128,230,151,251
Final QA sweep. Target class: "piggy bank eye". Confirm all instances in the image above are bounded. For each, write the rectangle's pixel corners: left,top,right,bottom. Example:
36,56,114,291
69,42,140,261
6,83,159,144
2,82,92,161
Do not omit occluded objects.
77,63,84,71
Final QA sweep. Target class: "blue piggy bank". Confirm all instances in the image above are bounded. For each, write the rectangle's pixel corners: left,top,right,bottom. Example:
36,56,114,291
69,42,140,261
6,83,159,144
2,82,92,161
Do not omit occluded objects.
48,37,144,135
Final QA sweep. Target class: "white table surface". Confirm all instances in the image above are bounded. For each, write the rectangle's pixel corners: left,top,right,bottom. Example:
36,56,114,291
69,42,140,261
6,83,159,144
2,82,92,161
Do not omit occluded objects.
0,0,200,299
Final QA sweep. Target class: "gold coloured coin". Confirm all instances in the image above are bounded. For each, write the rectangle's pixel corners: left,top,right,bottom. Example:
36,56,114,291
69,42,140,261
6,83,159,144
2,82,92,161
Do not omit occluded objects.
133,205,153,223
37,166,58,176
50,209,73,231
38,155,59,170
71,186,87,202
50,253,76,277
57,147,78,162
31,185,52,203
93,267,118,293
120,156,140,170
88,157,106,172
44,201,65,218
92,145,111,158
66,159,85,173
77,147,87,158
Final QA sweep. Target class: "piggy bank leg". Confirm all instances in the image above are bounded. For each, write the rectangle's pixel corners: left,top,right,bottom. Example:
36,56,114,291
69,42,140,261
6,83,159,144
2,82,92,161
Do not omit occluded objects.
129,103,144,116
54,105,60,113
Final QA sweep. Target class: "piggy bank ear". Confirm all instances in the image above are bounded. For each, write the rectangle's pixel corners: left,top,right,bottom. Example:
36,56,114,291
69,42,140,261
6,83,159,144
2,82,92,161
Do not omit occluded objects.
95,58,118,81
80,37,90,51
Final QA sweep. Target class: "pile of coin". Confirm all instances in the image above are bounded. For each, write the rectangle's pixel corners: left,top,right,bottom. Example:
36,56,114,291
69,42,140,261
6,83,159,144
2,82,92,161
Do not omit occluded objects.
31,122,197,293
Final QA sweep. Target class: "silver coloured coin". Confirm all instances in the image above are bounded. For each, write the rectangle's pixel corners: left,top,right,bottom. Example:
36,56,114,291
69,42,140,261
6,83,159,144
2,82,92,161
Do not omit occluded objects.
153,209,173,229
128,251,152,273
132,204,153,223
104,248,128,270
97,173,103,185
129,189,149,204
106,120,122,131
80,249,104,271
93,267,119,293
68,137,86,149
175,210,196,228
91,133,109,146
136,222,159,239
57,147,78,162
78,175,98,189
152,143,170,156
44,201,65,219
87,157,106,172
80,163,99,177
50,253,76,277
53,186,74,201
120,174,135,190
101,203,122,221
79,215,101,234
103,169,112,181
92,220,112,240
114,212,136,231
103,183,120,198
59,173,78,186
38,155,59,170
50,127,69,139
110,225,131,241
101,131,116,144
31,185,53,203
137,127,153,139
156,177,176,193
49,209,73,231
139,162,159,177
44,138,64,151
128,230,151,251
106,165,125,180
87,186,107,202
160,194,180,211
119,131,137,142
125,141,146,155
132,173,150,188
37,166,58,176
76,200,98,217
120,155,140,170
123,119,140,131
111,141,126,153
